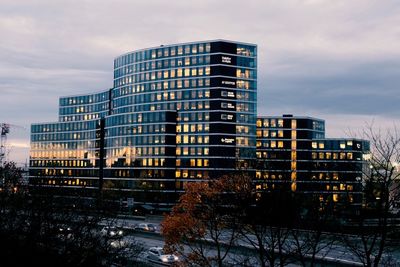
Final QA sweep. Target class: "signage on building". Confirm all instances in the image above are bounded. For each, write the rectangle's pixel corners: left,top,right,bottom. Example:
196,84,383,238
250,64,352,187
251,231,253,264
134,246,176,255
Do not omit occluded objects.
221,56,232,64
355,142,362,150
221,114,234,121
221,102,236,109
222,80,236,86
221,138,235,144
221,91,235,98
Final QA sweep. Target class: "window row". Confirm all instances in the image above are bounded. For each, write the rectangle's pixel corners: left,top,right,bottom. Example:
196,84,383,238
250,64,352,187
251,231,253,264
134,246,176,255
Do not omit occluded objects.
60,112,107,122
175,170,210,179
31,150,98,160
256,118,285,128
176,135,210,144
113,89,210,108
30,159,96,168
176,158,209,167
31,141,98,150
32,121,99,133
106,135,166,147
114,43,211,68
114,66,211,86
31,131,98,141
176,147,209,156
256,130,284,138
60,102,109,115
60,91,109,106
106,157,166,168
106,112,169,126
106,147,166,158
311,152,354,160
115,55,211,77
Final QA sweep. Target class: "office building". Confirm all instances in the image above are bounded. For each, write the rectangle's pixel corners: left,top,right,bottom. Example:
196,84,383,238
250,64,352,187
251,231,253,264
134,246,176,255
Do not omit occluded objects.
255,115,370,213
30,40,257,209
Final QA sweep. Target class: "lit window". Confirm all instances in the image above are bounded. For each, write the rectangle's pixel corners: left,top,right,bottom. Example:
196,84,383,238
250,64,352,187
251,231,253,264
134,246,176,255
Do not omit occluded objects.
177,68,183,77
312,142,317,149
347,140,353,146
291,182,297,192
185,57,190,65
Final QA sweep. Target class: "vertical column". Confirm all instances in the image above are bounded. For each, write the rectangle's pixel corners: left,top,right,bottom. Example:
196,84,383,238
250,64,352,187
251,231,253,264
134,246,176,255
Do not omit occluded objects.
291,119,297,192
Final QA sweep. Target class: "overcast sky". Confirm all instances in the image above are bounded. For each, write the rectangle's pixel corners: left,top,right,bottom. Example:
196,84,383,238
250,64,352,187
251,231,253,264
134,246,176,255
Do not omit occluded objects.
1,0,399,165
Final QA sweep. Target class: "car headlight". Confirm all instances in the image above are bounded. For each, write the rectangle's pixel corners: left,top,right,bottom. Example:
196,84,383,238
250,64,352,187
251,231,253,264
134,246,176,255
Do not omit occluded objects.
118,230,123,235
161,257,168,262
173,255,179,261
110,231,115,236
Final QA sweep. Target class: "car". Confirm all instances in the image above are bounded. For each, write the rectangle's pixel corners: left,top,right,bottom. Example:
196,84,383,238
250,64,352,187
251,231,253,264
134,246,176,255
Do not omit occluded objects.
146,246,179,265
56,224,74,239
134,223,157,232
100,226,124,238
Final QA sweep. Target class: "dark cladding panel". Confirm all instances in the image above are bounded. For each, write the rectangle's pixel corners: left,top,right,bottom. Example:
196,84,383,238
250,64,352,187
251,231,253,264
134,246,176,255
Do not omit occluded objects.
210,41,237,54
209,122,236,134
210,65,236,77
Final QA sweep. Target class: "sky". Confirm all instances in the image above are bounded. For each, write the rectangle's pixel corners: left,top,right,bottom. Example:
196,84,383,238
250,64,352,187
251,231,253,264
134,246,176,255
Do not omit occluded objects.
0,0,399,165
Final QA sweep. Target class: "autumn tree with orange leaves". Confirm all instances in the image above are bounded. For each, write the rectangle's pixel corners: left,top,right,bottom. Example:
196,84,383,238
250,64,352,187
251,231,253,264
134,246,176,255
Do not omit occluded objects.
161,174,252,267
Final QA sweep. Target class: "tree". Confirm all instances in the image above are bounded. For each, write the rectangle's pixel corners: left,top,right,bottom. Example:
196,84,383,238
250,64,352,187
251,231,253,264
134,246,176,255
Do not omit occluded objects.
289,195,339,267
161,175,252,267
238,190,297,267
342,125,400,267
0,161,144,267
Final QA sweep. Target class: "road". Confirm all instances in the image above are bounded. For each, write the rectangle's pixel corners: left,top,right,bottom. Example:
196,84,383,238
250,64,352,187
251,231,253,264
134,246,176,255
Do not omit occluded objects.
106,215,400,266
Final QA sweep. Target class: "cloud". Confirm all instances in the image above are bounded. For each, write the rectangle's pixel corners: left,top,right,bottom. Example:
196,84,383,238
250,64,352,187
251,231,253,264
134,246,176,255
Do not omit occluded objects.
0,0,399,163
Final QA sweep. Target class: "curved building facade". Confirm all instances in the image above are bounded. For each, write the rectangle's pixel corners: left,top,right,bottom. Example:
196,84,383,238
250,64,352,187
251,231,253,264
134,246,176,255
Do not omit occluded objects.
30,40,258,208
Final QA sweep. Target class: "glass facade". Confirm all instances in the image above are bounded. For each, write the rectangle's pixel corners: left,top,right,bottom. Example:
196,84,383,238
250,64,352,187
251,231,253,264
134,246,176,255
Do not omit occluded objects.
30,40,257,208
256,115,370,212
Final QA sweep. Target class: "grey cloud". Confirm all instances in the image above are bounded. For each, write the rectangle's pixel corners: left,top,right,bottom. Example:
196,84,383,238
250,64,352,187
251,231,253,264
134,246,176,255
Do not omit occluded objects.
1,0,400,163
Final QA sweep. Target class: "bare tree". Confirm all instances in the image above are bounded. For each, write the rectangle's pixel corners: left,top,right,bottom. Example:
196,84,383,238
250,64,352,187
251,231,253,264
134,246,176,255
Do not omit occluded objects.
239,190,297,267
0,161,144,267
342,124,400,267
289,196,339,267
